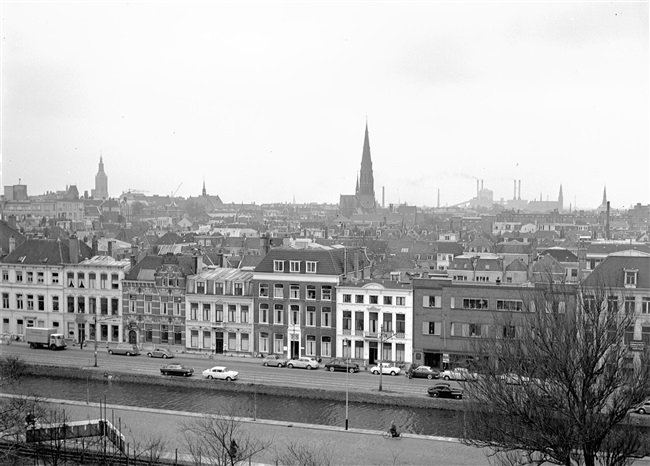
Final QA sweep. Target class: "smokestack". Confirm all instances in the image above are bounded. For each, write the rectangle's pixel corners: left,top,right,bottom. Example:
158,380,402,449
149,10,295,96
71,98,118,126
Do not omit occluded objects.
606,201,610,240
217,252,224,267
130,254,136,268
261,235,270,256
382,186,385,208
91,236,98,256
518,180,521,200
108,240,113,258
9,235,16,254
437,189,440,208
514,180,517,200
69,235,79,264
194,255,203,274
481,179,484,191
476,179,479,197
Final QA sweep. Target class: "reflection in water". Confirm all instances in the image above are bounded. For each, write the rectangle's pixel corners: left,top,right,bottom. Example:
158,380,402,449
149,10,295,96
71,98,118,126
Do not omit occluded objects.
5,376,465,437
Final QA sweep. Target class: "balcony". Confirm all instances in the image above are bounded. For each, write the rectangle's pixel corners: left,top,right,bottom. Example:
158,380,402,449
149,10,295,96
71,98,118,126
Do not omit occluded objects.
211,322,224,328
364,331,379,339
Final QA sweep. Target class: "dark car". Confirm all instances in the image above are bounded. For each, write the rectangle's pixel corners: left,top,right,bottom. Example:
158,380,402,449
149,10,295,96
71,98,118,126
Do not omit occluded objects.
427,382,463,399
324,358,359,373
160,364,194,377
410,365,440,379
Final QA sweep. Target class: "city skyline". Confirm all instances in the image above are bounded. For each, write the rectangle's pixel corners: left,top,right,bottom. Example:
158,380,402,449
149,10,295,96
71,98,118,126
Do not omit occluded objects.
1,2,648,210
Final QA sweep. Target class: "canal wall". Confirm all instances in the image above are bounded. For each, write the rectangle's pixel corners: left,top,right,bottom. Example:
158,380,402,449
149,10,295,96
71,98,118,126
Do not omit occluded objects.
24,364,463,411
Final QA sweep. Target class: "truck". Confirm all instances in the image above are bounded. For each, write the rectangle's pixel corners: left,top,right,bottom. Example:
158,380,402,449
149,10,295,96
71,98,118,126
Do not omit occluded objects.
25,327,67,350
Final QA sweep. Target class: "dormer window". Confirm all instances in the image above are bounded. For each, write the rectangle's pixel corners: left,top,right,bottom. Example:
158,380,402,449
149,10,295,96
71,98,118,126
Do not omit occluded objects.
624,269,638,288
273,260,284,272
306,261,317,273
289,261,300,273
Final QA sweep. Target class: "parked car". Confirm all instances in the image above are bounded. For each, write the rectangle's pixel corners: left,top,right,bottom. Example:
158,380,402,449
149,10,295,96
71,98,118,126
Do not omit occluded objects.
409,365,440,379
262,354,288,367
370,362,401,376
428,382,464,399
160,364,194,377
147,348,174,359
633,399,650,415
202,366,239,381
287,357,320,370
107,343,139,356
440,367,478,381
324,358,359,373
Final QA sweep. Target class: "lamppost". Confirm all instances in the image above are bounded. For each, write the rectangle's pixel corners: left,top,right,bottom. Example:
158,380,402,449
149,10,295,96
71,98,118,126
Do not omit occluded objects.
344,338,350,430
378,324,397,392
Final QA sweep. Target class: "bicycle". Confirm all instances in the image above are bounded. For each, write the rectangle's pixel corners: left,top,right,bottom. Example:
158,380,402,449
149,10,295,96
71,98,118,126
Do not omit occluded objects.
382,430,402,439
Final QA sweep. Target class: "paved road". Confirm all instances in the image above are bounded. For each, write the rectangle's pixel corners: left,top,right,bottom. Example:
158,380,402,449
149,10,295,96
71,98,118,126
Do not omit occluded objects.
21,396,492,466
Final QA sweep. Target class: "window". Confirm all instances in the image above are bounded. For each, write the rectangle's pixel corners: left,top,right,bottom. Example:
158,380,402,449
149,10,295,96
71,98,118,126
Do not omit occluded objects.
370,295,379,304
145,295,152,314
624,297,636,314
383,313,392,332
37,272,44,283
290,305,300,325
259,284,269,297
369,312,378,333
321,286,332,301
88,273,95,288
383,296,393,305
66,272,73,287
496,300,523,312
469,324,484,337
624,269,638,287
274,333,283,353
203,304,211,321
355,311,364,331
240,305,249,323
422,321,441,335
274,304,284,324
343,311,351,331
306,285,316,300
306,261,317,273
234,283,243,296
228,332,236,351
197,281,205,294
2,293,9,309
290,261,300,272
27,272,34,283
174,297,182,315
191,330,198,348
396,314,405,334
607,296,619,313
228,305,237,322
89,297,97,314
306,335,316,356
17,294,24,310
36,295,44,311
642,326,650,345
111,298,119,315
27,295,34,310
290,284,300,299
52,272,59,284
423,296,441,308
274,284,284,298
215,282,224,295
111,274,119,289
190,303,198,320
259,304,269,323
321,307,331,327
77,272,85,288
382,342,392,361
451,323,468,337
642,298,650,314
241,333,250,352
66,296,74,313
462,298,489,309
112,325,119,340
395,343,405,362
215,304,224,322
77,297,85,313
1,270,7,282
321,336,331,357
52,296,59,312
502,325,516,339
343,294,352,303
100,273,107,289
273,260,284,272
355,295,364,304
396,296,405,306
259,333,269,353
306,306,316,326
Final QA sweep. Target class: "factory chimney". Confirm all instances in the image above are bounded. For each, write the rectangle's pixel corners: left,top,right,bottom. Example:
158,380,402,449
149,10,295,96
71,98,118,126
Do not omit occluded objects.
513,180,517,200
518,180,521,200
476,179,479,197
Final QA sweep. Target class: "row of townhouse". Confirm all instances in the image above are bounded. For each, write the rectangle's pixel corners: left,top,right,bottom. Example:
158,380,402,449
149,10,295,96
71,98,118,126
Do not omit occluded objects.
3,238,648,370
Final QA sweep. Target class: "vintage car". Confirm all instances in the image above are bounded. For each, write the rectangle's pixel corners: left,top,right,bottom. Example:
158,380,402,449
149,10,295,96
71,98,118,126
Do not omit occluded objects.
201,366,239,381
160,364,194,377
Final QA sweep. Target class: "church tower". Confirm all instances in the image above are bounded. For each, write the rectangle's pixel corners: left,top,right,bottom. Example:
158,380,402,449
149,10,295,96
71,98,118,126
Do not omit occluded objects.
358,122,375,199
92,156,109,200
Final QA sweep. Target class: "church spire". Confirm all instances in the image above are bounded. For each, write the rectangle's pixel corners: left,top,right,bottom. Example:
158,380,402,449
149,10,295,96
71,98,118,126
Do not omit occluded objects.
202,178,207,197
602,185,607,204
358,121,375,198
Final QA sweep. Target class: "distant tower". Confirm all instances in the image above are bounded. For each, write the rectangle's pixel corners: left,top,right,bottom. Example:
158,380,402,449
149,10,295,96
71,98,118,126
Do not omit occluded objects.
202,178,207,196
558,185,563,211
358,122,375,202
602,186,607,205
92,155,109,200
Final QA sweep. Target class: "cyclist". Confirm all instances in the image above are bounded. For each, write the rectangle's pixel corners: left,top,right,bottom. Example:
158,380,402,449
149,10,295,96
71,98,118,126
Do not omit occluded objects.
388,421,399,438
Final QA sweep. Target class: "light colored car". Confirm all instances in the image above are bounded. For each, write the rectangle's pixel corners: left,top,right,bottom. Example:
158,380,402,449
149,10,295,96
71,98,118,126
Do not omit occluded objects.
370,362,401,376
498,372,529,385
440,367,478,381
202,366,239,381
147,348,174,359
634,399,650,415
107,343,140,356
262,354,288,367
287,357,320,370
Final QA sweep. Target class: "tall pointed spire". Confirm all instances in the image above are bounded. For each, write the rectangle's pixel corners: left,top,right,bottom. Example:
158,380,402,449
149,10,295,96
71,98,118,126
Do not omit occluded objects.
202,178,207,196
602,186,607,204
358,121,375,198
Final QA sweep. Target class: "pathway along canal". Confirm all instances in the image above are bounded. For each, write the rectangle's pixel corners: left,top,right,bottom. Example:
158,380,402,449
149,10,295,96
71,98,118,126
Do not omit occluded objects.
4,375,465,437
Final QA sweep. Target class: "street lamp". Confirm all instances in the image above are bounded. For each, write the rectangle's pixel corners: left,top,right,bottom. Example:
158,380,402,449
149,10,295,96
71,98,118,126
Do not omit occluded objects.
378,324,397,392
344,338,350,430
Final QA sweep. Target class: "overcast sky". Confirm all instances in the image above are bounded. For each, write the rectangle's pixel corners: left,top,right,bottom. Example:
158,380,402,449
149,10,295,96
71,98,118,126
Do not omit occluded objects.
1,1,648,210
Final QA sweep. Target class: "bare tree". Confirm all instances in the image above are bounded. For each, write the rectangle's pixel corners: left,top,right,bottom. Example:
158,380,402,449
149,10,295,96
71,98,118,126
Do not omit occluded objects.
0,354,27,386
462,279,650,466
180,402,271,466
272,440,334,466
124,428,168,465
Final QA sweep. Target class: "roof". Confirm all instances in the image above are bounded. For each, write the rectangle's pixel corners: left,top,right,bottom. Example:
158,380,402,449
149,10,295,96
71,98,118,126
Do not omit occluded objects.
539,247,578,263
496,242,532,255
505,258,528,272
586,242,650,256
583,250,650,289
124,254,199,281
0,220,27,257
190,267,254,282
254,247,370,276
1,238,93,265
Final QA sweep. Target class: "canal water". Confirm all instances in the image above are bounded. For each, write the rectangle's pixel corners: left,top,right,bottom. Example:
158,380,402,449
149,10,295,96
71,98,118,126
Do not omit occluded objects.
3,376,465,437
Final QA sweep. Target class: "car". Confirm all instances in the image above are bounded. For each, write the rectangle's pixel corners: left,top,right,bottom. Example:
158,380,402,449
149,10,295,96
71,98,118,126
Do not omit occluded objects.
147,348,174,359
287,357,320,370
107,343,140,356
440,367,478,381
160,364,194,377
427,382,464,399
262,354,288,367
202,366,239,381
498,372,529,385
324,358,359,373
409,365,440,379
370,362,401,376
633,399,650,415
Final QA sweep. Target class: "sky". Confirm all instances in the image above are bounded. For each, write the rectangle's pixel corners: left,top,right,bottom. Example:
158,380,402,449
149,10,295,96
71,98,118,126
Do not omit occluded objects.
1,1,648,210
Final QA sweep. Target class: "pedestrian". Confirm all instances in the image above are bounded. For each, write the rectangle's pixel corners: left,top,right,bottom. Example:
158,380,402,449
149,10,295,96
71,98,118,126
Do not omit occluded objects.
80,337,84,349
229,439,239,459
